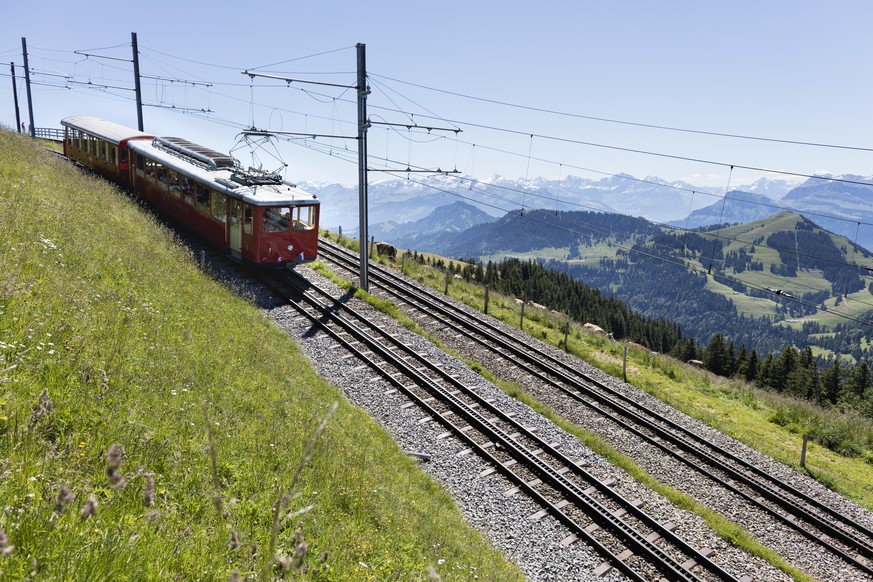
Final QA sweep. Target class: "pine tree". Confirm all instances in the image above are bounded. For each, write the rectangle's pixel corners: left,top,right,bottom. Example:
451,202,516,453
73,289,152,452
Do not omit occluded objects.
703,333,730,377
821,358,842,404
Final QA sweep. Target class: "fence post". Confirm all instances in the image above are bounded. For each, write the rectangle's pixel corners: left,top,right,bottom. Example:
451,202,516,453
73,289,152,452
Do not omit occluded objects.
484,285,489,315
564,321,570,352
800,434,809,467
520,296,526,330
444,269,450,294
623,345,628,382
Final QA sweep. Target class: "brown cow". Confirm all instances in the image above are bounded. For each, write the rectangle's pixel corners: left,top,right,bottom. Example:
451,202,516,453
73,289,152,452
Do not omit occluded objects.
375,242,397,259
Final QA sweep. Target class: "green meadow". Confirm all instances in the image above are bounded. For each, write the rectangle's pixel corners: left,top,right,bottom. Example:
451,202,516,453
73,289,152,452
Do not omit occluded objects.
0,129,523,581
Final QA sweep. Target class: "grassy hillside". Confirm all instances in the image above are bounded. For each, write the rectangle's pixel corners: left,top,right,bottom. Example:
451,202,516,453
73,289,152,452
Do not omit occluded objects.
0,129,523,580
462,209,873,362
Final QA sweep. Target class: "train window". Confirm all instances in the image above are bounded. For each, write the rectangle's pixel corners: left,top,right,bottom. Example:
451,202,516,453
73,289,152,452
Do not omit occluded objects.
90,135,97,155
109,146,117,165
168,171,181,198
210,191,226,222
243,206,253,234
156,165,168,190
180,176,193,204
263,207,290,232
136,153,144,173
292,206,316,231
98,141,107,161
144,158,155,181
195,183,210,212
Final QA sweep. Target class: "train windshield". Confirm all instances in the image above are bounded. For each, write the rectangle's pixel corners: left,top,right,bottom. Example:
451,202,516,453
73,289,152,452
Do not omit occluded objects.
292,206,316,231
263,207,291,233
263,206,317,232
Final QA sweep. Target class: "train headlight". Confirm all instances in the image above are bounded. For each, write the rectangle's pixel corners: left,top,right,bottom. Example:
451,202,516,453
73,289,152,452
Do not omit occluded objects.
287,244,294,251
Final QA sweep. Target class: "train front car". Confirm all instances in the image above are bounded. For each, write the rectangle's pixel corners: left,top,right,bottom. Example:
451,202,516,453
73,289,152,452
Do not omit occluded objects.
127,136,319,267
229,170,320,267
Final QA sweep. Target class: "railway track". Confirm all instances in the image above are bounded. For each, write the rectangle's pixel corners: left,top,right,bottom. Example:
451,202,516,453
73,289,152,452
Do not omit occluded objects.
258,266,739,581
317,237,873,580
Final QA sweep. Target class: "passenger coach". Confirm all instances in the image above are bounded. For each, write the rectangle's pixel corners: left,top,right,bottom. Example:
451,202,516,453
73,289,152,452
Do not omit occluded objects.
61,115,153,188
61,116,319,266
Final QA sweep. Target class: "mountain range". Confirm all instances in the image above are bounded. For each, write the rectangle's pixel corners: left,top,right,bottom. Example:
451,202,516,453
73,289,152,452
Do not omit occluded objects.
304,172,873,251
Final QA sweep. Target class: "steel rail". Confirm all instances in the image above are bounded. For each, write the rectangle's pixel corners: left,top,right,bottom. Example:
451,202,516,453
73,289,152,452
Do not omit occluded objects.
266,269,721,582
295,269,739,581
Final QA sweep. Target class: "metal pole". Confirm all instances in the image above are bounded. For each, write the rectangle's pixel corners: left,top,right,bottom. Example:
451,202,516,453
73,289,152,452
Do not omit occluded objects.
21,38,35,137
10,63,21,133
356,43,370,291
131,32,144,131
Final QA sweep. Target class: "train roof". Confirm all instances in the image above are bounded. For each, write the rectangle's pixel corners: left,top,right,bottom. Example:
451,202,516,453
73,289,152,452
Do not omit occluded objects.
61,115,153,144
128,137,318,207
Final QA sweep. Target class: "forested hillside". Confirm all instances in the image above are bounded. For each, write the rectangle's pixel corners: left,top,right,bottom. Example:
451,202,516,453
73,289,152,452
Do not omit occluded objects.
425,209,873,363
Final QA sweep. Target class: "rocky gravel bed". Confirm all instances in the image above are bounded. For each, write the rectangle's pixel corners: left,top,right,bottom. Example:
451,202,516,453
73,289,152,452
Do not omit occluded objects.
254,263,796,582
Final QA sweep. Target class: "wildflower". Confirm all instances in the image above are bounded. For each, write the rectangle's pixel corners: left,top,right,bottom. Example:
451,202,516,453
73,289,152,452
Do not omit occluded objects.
290,529,307,570
106,443,123,468
107,468,127,491
80,496,98,521
228,530,238,550
228,569,240,582
143,475,154,507
0,527,13,556
55,484,75,514
145,509,160,523
28,389,53,430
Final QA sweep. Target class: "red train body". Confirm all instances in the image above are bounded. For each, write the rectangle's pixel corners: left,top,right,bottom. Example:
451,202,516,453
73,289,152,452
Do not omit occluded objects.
61,116,319,266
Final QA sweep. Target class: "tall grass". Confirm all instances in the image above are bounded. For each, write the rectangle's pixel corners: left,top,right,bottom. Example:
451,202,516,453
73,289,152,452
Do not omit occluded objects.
0,129,523,580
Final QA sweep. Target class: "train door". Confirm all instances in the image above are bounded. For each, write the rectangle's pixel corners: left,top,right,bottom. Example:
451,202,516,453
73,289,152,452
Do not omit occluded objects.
229,199,242,259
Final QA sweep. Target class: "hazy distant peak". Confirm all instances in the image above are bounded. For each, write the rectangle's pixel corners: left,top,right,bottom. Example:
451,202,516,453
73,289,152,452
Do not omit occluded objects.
732,177,800,200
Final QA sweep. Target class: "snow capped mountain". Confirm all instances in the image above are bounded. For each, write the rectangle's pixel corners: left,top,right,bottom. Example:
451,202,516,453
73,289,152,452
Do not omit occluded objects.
733,178,800,200
303,173,836,235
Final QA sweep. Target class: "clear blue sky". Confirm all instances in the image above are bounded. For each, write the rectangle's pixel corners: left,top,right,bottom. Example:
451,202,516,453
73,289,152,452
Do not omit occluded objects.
3,0,872,189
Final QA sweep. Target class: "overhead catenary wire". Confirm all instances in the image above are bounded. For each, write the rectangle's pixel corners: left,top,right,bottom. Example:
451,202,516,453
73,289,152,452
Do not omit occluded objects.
369,72,873,155
12,40,873,321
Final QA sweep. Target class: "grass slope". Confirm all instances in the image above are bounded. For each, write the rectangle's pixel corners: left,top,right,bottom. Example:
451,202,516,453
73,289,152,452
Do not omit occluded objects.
0,130,523,581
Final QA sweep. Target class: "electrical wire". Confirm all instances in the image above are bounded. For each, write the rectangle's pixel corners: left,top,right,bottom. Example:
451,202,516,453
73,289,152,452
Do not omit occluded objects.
369,72,873,155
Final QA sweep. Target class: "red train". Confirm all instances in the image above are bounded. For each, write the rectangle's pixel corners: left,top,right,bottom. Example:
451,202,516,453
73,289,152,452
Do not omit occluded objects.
60,115,319,266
